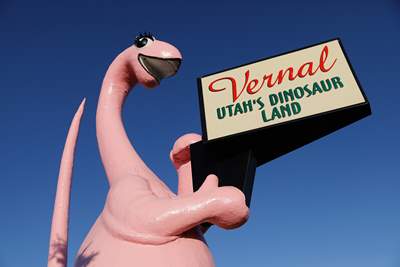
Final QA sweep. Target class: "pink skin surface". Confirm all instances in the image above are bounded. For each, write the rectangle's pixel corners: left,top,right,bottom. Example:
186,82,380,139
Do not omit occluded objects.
48,38,249,267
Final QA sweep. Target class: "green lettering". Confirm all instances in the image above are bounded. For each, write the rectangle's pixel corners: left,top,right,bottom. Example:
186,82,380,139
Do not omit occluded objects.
278,92,284,104
271,107,282,120
269,94,278,106
261,109,273,122
304,84,313,97
283,89,295,103
312,82,323,95
234,102,243,116
242,100,253,113
321,79,332,92
294,86,305,99
280,104,292,118
256,97,265,110
226,104,234,116
216,107,226,119
331,76,344,89
291,102,301,115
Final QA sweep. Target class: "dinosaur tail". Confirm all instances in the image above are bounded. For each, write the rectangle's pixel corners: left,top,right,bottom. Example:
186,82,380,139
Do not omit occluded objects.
48,99,86,267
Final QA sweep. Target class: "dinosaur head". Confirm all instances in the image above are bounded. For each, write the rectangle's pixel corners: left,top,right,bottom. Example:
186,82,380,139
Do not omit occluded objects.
129,33,182,88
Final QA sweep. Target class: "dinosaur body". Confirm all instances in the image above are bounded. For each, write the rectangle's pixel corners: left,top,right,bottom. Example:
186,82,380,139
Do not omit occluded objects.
48,35,249,267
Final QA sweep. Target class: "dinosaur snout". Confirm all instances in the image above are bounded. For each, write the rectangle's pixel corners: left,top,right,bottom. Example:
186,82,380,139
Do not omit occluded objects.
137,39,182,83
138,54,181,83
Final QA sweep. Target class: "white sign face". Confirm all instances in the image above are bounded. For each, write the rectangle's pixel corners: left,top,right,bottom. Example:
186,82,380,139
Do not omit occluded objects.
198,39,367,141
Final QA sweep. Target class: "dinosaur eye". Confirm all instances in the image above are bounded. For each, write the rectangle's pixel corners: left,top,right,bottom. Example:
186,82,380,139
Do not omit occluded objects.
135,32,155,48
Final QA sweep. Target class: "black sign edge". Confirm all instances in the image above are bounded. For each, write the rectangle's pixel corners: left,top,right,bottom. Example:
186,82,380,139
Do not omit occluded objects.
337,39,370,104
197,77,208,141
196,37,371,143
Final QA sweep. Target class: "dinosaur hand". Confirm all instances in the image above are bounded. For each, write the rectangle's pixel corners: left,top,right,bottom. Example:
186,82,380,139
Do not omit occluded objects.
170,133,201,169
170,133,201,196
199,175,249,229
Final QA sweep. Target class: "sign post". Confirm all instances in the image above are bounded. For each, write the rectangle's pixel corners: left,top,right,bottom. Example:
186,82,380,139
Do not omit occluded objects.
190,38,371,207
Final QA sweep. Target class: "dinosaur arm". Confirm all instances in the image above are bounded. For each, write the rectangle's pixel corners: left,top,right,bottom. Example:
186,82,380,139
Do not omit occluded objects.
123,175,249,237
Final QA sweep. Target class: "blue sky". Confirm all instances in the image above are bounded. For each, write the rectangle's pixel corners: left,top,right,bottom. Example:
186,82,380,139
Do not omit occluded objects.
0,0,399,266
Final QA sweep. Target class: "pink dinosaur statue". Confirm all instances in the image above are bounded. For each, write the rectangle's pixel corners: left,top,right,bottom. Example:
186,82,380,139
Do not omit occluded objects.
48,34,249,267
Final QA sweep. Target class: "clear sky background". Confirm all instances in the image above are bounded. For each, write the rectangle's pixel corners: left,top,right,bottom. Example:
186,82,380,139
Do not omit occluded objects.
0,0,399,266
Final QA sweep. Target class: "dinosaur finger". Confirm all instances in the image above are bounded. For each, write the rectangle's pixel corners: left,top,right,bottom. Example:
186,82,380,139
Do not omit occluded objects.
170,133,201,169
198,174,219,193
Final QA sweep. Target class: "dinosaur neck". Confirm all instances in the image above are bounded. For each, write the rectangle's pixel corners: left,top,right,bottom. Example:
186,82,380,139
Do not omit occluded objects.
96,50,155,185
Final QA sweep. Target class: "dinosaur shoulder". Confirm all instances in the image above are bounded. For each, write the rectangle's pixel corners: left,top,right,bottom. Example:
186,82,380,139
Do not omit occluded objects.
100,176,179,244
107,175,153,205
111,175,151,192
102,176,154,230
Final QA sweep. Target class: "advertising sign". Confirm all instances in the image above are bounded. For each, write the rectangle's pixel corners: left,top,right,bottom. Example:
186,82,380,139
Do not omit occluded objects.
198,39,367,141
